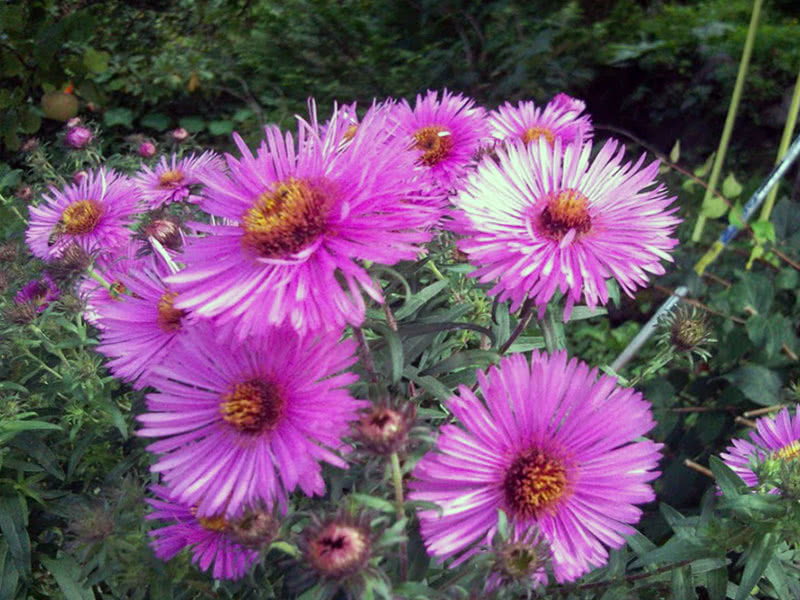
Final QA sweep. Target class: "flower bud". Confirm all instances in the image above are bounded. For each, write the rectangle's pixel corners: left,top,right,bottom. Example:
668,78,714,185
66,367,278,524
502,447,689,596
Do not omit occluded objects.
66,117,82,128
306,520,370,579
73,171,89,185
138,141,157,158
64,126,93,149
354,400,416,455
140,216,184,251
15,185,32,202
48,244,91,279
21,138,40,153
171,127,189,142
0,243,18,262
227,508,279,549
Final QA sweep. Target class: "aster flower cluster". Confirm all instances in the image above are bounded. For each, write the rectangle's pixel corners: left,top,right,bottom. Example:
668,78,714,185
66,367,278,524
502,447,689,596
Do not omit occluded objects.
21,88,683,592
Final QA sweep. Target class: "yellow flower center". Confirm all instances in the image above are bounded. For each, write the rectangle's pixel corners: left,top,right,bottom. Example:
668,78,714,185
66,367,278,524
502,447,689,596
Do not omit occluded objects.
241,178,330,259
539,189,592,241
61,200,102,235
521,126,555,146
775,441,800,462
156,291,185,332
220,379,285,434
196,514,228,532
413,125,455,166
503,449,568,518
158,170,185,188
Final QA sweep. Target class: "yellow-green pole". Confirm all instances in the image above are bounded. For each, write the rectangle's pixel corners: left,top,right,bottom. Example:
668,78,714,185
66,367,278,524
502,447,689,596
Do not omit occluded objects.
759,69,800,221
691,0,763,242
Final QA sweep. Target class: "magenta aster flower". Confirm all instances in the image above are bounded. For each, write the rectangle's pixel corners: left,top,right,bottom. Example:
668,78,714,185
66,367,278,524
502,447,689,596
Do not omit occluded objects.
490,93,592,148
408,351,662,584
167,106,433,338
137,322,366,517
133,151,223,209
452,138,679,318
26,168,139,262
146,485,258,580
14,274,60,312
94,256,191,389
720,407,800,490
392,89,489,192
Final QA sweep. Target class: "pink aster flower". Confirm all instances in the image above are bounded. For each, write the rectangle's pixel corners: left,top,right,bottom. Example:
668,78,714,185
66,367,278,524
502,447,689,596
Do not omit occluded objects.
26,168,139,262
720,406,800,490
452,138,679,318
94,255,191,389
392,89,489,192
408,350,663,584
14,274,60,312
137,322,366,518
133,151,223,209
146,485,258,580
490,93,592,148
167,106,433,338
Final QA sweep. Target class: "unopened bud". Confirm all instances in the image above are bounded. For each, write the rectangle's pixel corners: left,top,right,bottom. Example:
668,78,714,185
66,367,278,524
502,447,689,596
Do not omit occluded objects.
73,171,89,185
138,141,157,158
171,127,189,142
228,509,279,549
65,126,93,149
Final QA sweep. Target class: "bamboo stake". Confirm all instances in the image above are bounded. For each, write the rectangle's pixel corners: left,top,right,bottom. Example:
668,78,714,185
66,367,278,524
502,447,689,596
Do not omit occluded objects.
691,0,763,241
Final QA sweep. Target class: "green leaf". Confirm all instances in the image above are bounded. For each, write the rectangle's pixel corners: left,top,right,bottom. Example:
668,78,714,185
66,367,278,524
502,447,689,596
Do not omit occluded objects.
350,493,395,513
672,565,696,600
366,322,404,384
420,349,499,377
722,173,743,198
723,365,782,406
606,279,621,307
763,556,793,600
394,280,450,320
403,366,453,402
103,107,133,129
567,306,608,321
82,48,110,73
694,152,715,178
0,381,28,393
496,509,509,540
140,112,171,131
670,140,680,163
0,540,19,600
208,120,234,135
178,116,206,133
630,537,710,569
41,554,95,600
706,567,728,600
750,221,776,245
728,201,744,228
232,108,254,122
746,314,789,358
10,433,65,480
735,532,779,600
709,455,747,498
0,496,30,575
699,192,728,218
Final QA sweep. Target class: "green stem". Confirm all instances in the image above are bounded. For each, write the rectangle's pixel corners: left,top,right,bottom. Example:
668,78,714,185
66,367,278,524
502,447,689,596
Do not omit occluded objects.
390,451,408,580
390,452,404,521
691,0,763,241
541,307,566,353
760,68,800,222
628,347,673,387
426,260,446,281
86,265,112,290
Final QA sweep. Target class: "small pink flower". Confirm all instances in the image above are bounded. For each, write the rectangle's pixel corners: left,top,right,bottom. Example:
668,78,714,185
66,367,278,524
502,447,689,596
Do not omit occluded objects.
138,141,157,158
64,126,93,149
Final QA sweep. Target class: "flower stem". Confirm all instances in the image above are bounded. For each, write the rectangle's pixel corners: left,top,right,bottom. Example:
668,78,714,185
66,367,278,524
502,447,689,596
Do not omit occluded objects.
541,307,566,353
390,452,404,521
86,265,112,291
390,451,408,580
